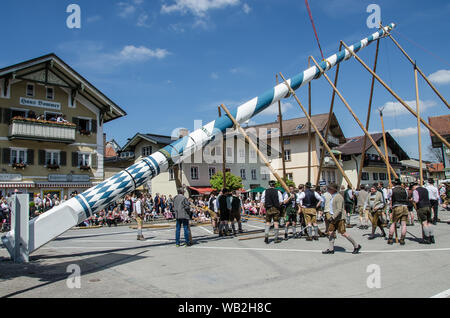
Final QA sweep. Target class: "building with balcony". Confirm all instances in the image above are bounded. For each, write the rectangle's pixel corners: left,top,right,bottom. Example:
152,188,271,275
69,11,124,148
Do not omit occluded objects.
0,54,126,198
428,114,450,179
246,113,346,187
108,130,270,197
336,132,409,187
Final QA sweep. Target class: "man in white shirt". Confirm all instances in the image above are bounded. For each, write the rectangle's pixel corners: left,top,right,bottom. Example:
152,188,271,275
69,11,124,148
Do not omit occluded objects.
425,178,440,224
135,195,144,241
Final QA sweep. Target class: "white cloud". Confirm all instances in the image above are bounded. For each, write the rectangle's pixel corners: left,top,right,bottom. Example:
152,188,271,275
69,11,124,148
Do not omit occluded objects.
378,100,437,117
117,2,136,18
210,72,219,80
260,102,294,116
242,3,251,14
387,126,430,138
161,0,241,17
137,12,151,27
428,69,450,85
117,45,170,61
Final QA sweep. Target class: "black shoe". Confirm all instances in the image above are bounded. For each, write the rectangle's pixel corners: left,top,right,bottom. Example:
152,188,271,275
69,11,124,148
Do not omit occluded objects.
399,238,405,246
284,233,288,241
264,236,269,244
322,249,335,254
306,236,313,241
313,236,319,241
387,238,393,245
419,237,431,245
274,238,282,244
368,235,376,240
352,245,362,254
430,236,435,244
186,242,193,247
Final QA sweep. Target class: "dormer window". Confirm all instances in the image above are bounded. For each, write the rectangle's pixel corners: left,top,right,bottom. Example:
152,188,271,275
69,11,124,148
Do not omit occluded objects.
26,84,34,97
46,87,54,100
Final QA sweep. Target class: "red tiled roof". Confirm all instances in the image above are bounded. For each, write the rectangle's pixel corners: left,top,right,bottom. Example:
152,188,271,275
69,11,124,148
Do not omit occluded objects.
428,114,450,137
427,162,444,172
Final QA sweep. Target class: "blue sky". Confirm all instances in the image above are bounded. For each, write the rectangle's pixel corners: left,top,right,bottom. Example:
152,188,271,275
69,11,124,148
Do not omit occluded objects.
1,0,449,161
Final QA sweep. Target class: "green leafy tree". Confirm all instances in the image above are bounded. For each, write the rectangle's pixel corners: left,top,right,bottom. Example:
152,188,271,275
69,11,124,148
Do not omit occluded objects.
210,172,243,191
274,178,296,189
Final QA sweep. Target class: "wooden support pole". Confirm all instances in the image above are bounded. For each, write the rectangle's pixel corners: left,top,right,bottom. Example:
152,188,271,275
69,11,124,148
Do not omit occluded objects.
415,65,424,186
276,74,287,180
379,110,393,188
316,43,343,187
341,41,450,150
357,39,380,189
309,55,399,180
382,25,450,110
307,59,312,183
219,104,291,194
278,72,353,188
218,107,227,189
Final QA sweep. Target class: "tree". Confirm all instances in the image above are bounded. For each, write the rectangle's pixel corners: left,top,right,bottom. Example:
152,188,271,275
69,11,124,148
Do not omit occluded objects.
210,172,243,191
427,144,443,163
274,178,296,189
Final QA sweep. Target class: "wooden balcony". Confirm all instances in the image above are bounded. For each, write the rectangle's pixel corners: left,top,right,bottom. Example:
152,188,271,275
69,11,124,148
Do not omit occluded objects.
8,117,76,143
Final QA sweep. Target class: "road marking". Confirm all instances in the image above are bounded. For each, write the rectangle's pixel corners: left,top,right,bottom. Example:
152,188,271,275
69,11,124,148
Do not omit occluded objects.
245,223,265,230
431,288,450,298
197,226,213,234
191,246,450,254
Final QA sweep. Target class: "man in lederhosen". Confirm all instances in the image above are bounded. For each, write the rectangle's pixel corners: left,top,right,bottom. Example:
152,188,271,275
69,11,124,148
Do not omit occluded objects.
283,186,299,240
217,188,232,237
230,191,243,235
297,182,324,241
261,180,283,244
413,183,435,244
367,183,387,240
388,179,409,245
322,183,361,255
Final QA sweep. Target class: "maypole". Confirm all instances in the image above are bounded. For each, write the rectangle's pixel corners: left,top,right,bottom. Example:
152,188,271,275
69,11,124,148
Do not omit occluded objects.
2,24,396,254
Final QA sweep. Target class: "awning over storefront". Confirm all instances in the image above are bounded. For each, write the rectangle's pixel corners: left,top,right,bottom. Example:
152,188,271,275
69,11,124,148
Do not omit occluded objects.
35,183,93,188
188,187,215,195
0,182,35,188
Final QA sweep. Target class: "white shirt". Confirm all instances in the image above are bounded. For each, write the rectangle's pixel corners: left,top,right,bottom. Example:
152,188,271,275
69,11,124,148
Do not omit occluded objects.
328,193,337,215
135,199,142,215
283,192,297,208
261,189,283,204
297,191,324,208
425,183,439,200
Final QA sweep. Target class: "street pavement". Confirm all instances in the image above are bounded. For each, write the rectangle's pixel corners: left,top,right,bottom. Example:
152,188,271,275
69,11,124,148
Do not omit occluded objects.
1,209,449,298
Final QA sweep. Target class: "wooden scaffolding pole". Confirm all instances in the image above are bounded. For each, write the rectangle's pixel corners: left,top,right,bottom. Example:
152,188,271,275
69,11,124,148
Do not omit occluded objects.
276,74,287,180
219,104,291,194
357,39,381,189
379,110,393,188
307,59,312,183
414,64,424,186
382,25,450,110
309,55,399,180
341,41,450,149
218,106,227,189
278,72,353,188
316,43,343,187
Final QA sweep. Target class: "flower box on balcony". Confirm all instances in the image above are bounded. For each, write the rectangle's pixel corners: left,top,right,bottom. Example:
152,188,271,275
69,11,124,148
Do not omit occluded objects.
79,129,92,136
9,117,76,143
47,163,60,170
12,162,27,170
80,165,91,171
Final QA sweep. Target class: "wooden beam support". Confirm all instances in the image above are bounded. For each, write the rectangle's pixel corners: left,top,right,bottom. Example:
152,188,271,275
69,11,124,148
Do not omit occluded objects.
278,72,353,188
379,110,393,188
276,74,287,180
218,106,227,189
414,65,424,186
219,104,291,194
357,39,380,189
341,41,450,150
382,24,450,110
316,43,343,187
309,55,399,180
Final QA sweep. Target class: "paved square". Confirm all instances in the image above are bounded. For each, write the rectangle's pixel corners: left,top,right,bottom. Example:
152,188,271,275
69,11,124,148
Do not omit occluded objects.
1,210,449,298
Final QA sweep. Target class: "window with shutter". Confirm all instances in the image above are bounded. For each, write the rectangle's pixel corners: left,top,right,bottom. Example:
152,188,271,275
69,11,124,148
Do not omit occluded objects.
60,151,67,166
27,149,34,165
2,148,10,164
38,150,45,165
91,153,98,169
0,107,2,123
72,152,78,167
3,108,11,124
91,119,97,133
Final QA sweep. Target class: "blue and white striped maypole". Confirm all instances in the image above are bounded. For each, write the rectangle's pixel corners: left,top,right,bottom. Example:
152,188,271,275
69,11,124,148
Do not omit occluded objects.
2,24,395,253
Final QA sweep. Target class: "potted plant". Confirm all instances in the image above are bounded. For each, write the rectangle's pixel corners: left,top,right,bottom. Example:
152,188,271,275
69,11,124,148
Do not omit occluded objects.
79,129,91,136
47,160,60,170
12,162,27,170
